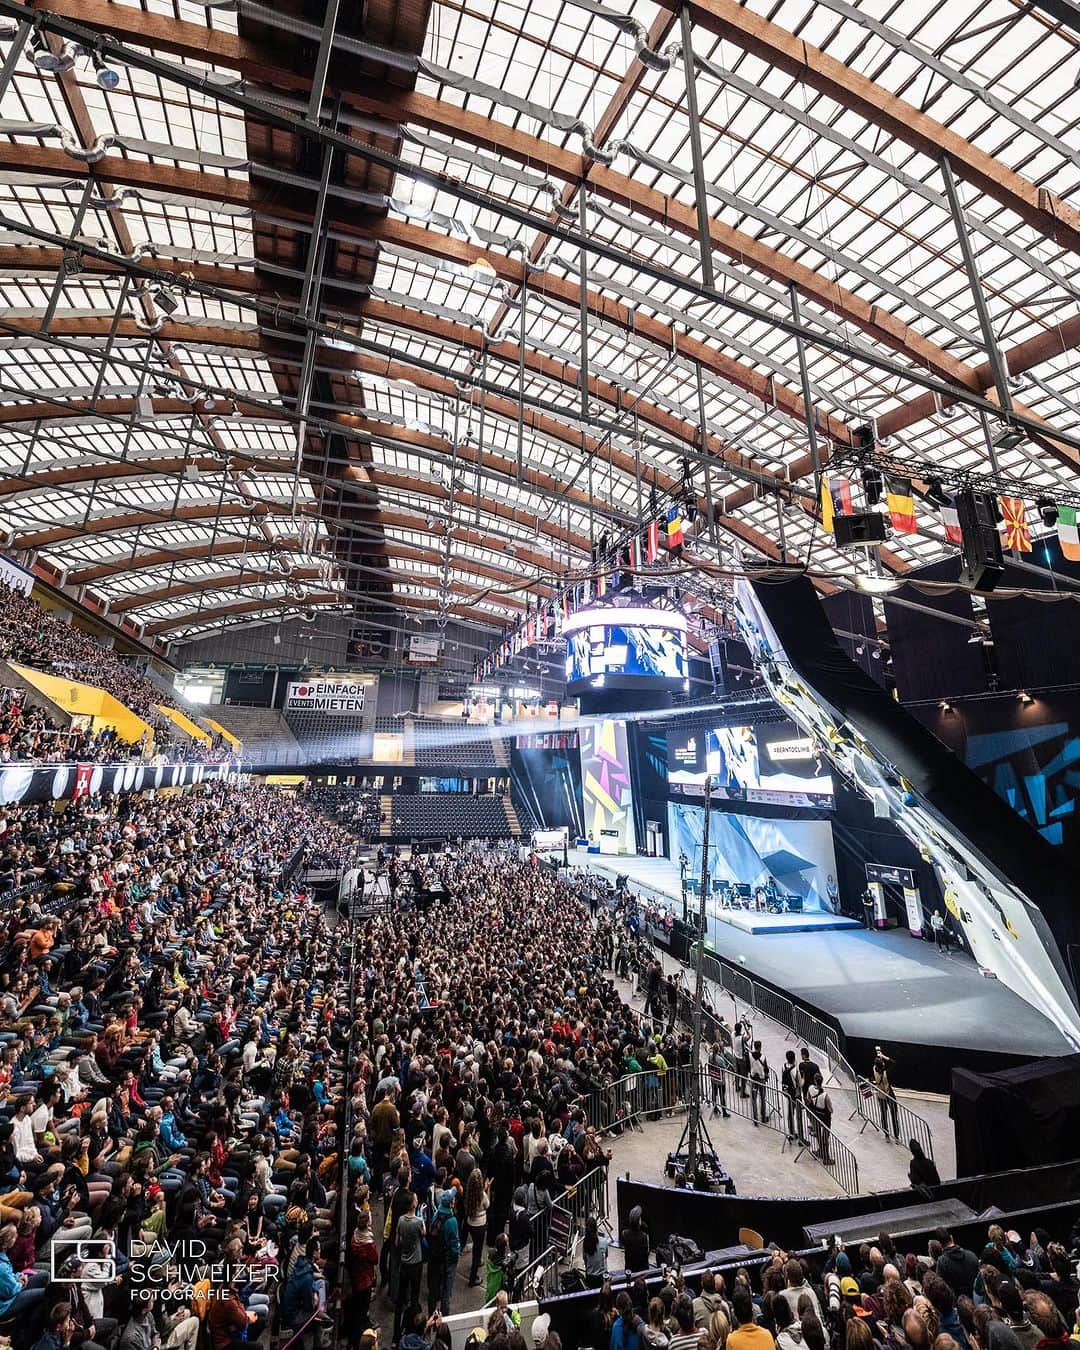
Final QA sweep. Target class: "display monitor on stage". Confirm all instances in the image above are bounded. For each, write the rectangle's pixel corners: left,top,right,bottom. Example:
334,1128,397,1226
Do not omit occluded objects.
667,718,834,809
564,605,687,692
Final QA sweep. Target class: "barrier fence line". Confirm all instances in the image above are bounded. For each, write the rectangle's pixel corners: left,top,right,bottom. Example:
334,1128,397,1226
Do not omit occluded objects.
568,1056,860,1197
681,940,935,1161
495,1163,611,1306
627,947,860,1194
590,875,935,1163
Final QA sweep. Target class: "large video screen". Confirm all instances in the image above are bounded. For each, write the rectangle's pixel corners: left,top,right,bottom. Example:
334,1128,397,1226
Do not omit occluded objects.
667,719,834,809
564,606,687,692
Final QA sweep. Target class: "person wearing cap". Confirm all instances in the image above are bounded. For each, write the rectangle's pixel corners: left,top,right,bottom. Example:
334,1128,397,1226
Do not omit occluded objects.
530,1312,551,1347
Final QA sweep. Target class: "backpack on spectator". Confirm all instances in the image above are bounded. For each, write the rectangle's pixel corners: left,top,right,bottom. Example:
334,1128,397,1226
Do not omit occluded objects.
428,1210,446,1265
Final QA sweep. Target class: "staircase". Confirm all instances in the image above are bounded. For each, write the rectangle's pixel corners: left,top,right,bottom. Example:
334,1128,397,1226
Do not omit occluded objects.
205,707,302,764
504,798,523,837
378,794,393,838
491,730,509,768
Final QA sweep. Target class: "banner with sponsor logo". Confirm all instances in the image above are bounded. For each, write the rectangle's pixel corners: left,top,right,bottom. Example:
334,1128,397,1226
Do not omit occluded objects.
0,761,244,812
0,555,34,596
407,634,441,665
284,679,367,714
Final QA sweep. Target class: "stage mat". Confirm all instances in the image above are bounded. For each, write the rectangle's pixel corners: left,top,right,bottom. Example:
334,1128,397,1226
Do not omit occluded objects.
568,850,1072,1085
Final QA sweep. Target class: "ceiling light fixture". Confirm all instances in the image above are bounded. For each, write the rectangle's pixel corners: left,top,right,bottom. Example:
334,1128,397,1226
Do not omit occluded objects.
853,574,899,595
31,36,76,73
1037,498,1058,528
925,478,950,509
91,52,121,90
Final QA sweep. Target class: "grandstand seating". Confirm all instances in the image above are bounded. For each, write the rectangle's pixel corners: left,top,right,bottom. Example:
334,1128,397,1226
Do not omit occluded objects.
379,792,519,840
411,716,505,767
283,708,368,761
210,706,302,762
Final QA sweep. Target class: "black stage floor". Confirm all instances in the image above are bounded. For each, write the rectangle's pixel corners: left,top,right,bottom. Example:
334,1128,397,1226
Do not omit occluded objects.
701,924,1073,1090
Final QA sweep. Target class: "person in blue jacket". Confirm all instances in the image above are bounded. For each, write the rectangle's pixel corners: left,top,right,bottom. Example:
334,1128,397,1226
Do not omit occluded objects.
0,1220,49,1325
426,1189,461,1318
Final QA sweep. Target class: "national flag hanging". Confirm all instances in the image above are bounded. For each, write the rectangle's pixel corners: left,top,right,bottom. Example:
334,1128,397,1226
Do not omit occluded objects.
831,475,853,517
885,475,917,534
646,519,660,563
999,495,1032,553
666,506,685,556
940,494,963,547
630,535,642,571
820,476,835,534
819,475,851,534
1057,506,1080,562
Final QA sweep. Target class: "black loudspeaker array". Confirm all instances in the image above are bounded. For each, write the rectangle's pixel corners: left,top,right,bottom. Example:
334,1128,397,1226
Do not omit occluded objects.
833,511,889,548
956,488,1005,593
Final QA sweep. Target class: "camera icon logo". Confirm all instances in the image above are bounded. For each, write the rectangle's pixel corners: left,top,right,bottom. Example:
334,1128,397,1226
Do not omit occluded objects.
51,1238,116,1283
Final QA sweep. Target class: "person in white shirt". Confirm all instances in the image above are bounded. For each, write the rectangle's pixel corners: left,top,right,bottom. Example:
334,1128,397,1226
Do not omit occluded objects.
11,1097,41,1167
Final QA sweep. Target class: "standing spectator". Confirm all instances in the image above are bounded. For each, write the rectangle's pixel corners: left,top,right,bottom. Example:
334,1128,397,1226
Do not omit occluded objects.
936,1229,980,1298
393,1190,425,1343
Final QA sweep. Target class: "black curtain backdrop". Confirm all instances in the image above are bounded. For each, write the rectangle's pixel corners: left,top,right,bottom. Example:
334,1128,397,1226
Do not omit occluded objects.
884,559,987,705
951,1053,1080,1178
905,690,1080,861
614,1158,1080,1256
751,574,1080,961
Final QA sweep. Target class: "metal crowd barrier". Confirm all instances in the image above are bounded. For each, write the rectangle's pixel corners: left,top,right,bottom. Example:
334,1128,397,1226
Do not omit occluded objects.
567,1061,860,1197
687,943,935,1160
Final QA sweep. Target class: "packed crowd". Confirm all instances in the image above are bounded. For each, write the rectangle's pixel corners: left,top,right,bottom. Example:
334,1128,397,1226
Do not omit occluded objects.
0,781,358,1350
340,851,696,1347
573,1220,1080,1350
0,585,234,765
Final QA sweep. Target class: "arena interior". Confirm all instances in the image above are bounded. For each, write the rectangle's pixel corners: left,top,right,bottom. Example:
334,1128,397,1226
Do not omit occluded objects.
0,0,1077,1348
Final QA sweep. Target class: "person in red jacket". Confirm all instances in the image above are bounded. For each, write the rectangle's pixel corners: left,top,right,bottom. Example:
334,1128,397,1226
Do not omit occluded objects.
346,1210,378,1346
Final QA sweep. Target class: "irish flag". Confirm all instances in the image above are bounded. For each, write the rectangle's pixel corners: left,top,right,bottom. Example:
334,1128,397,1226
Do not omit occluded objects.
1057,505,1080,562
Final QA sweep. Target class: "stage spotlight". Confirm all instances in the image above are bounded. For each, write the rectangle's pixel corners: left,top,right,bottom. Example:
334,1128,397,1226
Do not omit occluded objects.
855,644,865,656
925,478,950,508
938,700,953,713
1037,498,1058,528
994,424,1025,451
31,36,76,73
1017,690,1034,706
152,286,180,316
854,573,898,595
870,647,881,660
92,52,121,90
861,464,884,506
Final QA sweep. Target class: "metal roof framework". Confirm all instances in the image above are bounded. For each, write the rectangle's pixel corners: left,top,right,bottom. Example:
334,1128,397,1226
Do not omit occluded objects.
0,0,1073,646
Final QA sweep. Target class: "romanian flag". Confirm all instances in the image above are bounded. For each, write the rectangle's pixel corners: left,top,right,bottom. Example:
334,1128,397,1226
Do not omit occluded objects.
666,506,685,556
886,475,917,534
999,495,1032,553
645,519,660,563
1057,506,1080,562
940,495,963,546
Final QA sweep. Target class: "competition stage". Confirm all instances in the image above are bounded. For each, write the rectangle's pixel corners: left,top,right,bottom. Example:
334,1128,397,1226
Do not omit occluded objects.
569,849,1072,1090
